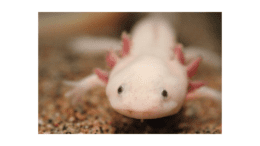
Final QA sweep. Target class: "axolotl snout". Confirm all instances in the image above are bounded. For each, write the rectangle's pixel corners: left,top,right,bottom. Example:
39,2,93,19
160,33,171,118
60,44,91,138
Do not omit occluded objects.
64,15,220,120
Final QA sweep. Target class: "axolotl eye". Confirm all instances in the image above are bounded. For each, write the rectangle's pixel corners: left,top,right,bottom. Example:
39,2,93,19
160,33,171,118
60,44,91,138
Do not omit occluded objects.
162,89,168,99
118,85,123,94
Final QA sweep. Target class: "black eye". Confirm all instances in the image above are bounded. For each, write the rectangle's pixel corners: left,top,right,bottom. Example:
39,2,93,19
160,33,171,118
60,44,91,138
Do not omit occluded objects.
118,86,123,94
162,90,168,98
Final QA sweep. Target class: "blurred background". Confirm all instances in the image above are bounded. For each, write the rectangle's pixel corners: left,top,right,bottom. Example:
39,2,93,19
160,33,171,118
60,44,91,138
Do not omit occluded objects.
39,12,221,54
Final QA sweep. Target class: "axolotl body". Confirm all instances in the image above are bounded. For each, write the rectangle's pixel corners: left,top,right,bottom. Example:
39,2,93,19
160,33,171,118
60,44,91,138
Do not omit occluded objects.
65,16,220,120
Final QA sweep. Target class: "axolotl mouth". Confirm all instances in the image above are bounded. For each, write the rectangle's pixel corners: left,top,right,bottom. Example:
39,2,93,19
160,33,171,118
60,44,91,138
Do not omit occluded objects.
114,104,180,119
115,109,160,119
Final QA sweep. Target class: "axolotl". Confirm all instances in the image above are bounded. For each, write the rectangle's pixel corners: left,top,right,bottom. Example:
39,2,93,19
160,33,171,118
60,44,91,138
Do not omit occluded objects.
64,15,221,120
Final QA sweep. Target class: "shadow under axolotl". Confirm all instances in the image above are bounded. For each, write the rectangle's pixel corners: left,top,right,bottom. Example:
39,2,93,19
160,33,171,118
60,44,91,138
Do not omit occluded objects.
112,108,194,134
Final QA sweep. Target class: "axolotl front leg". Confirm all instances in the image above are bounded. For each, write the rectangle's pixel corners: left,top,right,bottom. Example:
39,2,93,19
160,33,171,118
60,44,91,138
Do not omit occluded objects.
63,71,107,105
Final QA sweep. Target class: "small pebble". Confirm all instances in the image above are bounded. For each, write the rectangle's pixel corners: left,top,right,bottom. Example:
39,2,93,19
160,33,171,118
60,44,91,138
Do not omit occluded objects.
55,112,60,117
76,123,81,127
46,124,53,130
38,119,44,126
93,120,100,126
69,117,75,122
62,125,67,130
75,112,86,120
78,132,84,134
48,119,53,123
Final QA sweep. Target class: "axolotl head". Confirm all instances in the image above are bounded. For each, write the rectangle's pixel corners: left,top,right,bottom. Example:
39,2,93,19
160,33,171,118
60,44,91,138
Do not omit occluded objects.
94,33,204,119
106,55,189,119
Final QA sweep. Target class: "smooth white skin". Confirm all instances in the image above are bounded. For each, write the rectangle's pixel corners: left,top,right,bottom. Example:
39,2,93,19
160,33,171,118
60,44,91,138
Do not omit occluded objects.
130,15,176,61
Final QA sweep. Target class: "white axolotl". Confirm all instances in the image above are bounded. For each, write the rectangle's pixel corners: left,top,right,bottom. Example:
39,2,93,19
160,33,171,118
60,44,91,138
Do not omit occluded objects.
64,15,221,120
